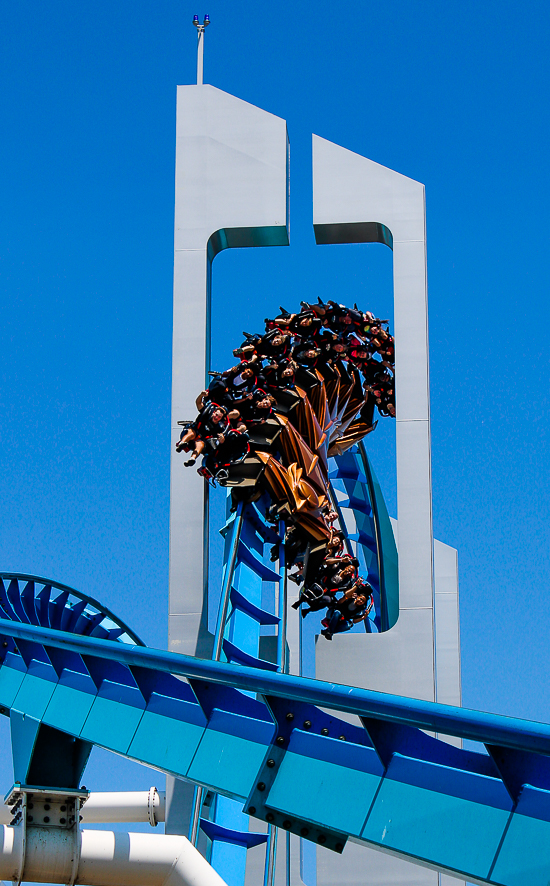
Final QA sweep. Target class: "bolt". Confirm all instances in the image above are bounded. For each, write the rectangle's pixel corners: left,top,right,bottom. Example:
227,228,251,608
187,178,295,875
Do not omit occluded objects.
285,712,294,721
60,818,66,824
283,820,291,829
266,813,274,822
335,843,344,852
303,720,312,730
318,834,326,844
28,803,33,810
339,735,346,741
43,816,50,823
301,827,309,837
257,782,266,792
248,807,256,816
276,736,285,746
2,642,7,648
321,728,329,736
44,804,50,811
266,759,275,768
27,816,33,823
60,805,66,811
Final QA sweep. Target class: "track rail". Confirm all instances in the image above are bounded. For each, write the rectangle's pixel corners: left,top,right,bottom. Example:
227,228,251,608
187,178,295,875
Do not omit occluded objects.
0,615,549,885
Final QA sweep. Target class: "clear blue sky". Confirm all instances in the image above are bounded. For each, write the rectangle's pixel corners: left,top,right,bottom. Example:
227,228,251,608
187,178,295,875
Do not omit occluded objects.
0,0,549,798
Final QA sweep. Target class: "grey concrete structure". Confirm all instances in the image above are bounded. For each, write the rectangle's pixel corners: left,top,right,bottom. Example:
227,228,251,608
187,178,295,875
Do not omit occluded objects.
169,85,289,661
313,135,435,702
312,135,462,886
167,84,289,837
168,88,462,886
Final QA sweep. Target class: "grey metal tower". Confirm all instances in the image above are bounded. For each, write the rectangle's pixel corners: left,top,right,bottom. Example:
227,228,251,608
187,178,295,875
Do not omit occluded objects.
167,82,461,886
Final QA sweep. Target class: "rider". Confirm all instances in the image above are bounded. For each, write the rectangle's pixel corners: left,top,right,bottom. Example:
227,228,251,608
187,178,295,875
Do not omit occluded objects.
321,582,373,640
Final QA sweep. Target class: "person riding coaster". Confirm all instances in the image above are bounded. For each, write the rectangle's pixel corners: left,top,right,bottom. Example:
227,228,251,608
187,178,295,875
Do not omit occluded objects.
174,297,395,639
321,582,374,640
175,401,230,467
293,563,360,616
199,425,250,482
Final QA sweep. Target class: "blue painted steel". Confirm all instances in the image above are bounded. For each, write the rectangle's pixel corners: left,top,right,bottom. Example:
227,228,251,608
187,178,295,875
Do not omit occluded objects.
1,617,550,756
213,505,244,661
358,443,399,630
207,796,251,886
362,754,513,880
229,588,280,626
329,446,399,632
0,574,143,645
266,730,383,836
203,496,286,884
10,711,41,783
491,785,550,886
222,639,279,671
200,819,268,849
6,614,550,881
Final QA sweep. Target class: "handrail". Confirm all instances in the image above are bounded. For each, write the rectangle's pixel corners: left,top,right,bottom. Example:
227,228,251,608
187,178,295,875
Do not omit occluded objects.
0,617,549,756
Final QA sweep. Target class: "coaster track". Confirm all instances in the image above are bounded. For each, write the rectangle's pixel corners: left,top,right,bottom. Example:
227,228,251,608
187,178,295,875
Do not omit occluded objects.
0,579,548,886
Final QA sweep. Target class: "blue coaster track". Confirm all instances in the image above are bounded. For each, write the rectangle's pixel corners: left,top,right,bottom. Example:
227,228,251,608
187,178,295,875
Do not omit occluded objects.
0,302,544,886
0,605,549,886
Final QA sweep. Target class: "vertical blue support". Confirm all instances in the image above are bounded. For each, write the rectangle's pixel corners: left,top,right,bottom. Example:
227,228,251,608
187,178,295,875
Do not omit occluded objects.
189,499,245,848
209,796,251,886
329,445,399,632
358,442,399,631
277,521,287,675
262,518,287,886
213,503,244,661
205,495,285,886
263,824,278,886
10,710,41,784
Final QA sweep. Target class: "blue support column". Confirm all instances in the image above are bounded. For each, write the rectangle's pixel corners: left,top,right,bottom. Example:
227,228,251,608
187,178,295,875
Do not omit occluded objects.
205,495,285,886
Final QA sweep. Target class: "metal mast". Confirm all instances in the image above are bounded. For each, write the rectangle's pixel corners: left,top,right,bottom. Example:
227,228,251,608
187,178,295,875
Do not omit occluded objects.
193,14,210,85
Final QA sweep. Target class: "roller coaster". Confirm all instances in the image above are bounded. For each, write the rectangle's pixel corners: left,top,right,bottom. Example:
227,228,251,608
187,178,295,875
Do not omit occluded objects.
0,570,548,886
0,319,548,886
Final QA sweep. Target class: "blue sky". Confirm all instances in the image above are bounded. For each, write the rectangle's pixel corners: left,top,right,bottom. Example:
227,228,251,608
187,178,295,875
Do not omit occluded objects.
0,0,549,797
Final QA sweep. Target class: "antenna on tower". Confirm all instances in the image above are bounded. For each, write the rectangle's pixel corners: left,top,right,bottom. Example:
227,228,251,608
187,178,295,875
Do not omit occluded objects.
193,14,210,85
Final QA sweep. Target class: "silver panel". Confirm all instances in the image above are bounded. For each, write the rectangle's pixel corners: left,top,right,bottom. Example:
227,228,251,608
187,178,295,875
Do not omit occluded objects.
312,134,433,622
434,540,461,707
168,84,289,837
318,841,439,886
312,136,463,885
168,96,463,885
315,608,435,700
170,84,289,659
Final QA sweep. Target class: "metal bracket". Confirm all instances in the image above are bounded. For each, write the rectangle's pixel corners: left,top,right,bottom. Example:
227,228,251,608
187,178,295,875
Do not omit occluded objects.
4,784,89,886
147,786,159,827
5,787,26,886
245,742,347,855
245,701,348,855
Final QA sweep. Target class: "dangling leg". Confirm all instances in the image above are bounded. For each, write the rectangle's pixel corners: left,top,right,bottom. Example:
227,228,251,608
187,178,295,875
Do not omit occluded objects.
176,428,196,453
184,438,205,467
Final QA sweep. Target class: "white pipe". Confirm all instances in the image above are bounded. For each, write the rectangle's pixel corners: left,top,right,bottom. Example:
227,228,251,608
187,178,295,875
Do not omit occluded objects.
0,825,228,886
0,790,166,827
80,790,166,825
